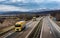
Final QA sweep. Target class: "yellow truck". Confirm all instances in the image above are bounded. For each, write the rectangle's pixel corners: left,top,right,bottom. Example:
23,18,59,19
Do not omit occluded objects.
15,21,26,31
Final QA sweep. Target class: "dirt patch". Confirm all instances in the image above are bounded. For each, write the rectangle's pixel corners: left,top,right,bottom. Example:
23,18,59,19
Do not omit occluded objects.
0,19,16,29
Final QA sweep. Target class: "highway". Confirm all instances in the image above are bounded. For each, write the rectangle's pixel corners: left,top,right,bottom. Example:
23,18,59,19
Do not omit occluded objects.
40,16,60,38
0,16,60,38
0,20,33,38
48,17,60,38
40,17,55,38
0,17,42,38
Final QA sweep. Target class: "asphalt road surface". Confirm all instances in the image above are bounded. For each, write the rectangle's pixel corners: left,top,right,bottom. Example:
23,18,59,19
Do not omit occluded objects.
41,17,56,38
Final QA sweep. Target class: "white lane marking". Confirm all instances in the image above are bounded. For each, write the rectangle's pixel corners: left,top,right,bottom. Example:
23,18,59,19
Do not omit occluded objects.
26,21,33,28
50,31,52,34
1,32,15,38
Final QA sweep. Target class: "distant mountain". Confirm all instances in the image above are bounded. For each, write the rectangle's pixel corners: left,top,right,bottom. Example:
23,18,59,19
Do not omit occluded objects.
0,9,60,15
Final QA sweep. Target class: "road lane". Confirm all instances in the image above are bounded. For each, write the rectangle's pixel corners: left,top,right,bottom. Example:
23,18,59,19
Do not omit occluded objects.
40,17,55,38
48,17,60,38
18,17,42,38
0,20,33,38
5,17,41,38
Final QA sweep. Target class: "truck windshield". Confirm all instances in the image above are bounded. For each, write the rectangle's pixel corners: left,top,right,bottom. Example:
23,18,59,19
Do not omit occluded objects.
15,24,21,27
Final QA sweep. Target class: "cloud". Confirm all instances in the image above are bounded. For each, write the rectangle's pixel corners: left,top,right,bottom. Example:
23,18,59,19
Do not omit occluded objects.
0,0,6,2
33,0,45,3
33,0,60,3
0,0,60,4
0,0,30,3
0,0,60,12
49,0,60,2
9,0,23,3
0,5,33,12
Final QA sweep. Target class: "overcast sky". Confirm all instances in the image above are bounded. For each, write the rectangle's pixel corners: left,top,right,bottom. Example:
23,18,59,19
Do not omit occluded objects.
0,0,60,12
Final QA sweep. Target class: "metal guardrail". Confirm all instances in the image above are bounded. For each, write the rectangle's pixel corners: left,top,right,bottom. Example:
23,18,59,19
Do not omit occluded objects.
48,17,60,38
25,17,43,38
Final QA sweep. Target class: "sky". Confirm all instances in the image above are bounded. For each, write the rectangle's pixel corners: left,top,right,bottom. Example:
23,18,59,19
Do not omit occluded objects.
0,0,60,12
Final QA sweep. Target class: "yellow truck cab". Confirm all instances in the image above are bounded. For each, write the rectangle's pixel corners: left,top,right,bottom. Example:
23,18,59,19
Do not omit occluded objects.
15,21,26,31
